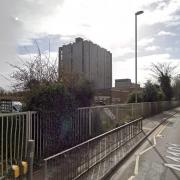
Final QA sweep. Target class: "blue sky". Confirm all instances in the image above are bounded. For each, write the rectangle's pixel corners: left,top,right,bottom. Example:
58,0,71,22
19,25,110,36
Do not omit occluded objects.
1,0,180,89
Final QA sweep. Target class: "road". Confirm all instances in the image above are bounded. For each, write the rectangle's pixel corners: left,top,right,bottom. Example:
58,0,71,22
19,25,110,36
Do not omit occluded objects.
110,108,180,180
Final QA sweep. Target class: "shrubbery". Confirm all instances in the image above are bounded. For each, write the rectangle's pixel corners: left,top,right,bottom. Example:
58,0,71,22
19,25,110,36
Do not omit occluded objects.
22,78,94,153
128,81,165,103
23,78,94,112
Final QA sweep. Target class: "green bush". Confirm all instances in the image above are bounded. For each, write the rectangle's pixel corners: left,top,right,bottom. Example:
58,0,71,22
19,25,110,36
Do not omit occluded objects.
23,83,77,113
128,81,166,103
23,78,94,112
22,80,94,152
128,92,143,103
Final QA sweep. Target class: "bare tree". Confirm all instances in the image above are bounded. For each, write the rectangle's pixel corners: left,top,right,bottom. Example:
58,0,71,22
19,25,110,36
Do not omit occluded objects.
150,63,176,100
150,63,176,79
10,41,58,90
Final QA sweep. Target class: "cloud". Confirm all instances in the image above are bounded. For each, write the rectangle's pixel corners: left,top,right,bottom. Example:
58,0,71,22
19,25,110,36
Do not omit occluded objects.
113,53,180,86
1,0,180,89
113,47,134,57
158,31,176,36
141,0,180,25
145,46,160,51
139,38,154,47
167,21,180,27
0,0,64,89
17,34,77,55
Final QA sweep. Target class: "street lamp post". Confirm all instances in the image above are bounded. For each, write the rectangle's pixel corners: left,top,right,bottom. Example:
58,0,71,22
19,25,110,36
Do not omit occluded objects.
135,10,144,103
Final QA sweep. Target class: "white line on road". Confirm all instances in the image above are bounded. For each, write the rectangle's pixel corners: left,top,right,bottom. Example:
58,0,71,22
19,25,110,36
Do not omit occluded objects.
128,120,170,180
134,155,139,175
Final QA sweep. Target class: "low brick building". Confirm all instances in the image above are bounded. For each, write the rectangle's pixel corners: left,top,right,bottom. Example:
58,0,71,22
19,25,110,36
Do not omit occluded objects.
94,79,142,105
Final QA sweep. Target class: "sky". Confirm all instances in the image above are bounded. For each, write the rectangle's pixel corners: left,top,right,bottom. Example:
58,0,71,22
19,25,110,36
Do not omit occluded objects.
1,0,180,89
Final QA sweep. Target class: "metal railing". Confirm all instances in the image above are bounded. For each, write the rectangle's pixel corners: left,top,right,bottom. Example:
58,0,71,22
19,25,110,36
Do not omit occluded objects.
0,111,41,178
44,117,143,180
43,101,180,180
0,101,179,179
76,101,180,141
32,101,180,159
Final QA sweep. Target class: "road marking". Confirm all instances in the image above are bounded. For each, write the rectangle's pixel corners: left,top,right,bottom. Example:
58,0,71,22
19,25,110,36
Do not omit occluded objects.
167,150,180,157
128,120,170,179
170,144,180,147
139,133,156,156
156,121,169,136
166,155,180,162
168,147,180,152
164,144,180,172
128,176,135,180
134,155,139,175
164,164,180,171
156,134,163,137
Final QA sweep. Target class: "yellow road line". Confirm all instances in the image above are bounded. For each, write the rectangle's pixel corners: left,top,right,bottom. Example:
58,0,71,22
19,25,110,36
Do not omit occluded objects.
128,120,170,179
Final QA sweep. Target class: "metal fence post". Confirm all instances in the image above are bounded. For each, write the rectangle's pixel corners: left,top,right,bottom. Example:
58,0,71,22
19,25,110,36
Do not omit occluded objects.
27,111,32,140
1,115,3,177
149,102,151,116
116,106,118,121
141,102,144,117
131,104,134,120
44,160,48,180
27,140,35,180
89,109,92,137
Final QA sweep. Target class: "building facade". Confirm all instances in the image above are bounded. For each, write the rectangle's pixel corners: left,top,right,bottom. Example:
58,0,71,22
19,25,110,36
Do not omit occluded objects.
59,38,112,89
115,79,140,90
110,79,142,104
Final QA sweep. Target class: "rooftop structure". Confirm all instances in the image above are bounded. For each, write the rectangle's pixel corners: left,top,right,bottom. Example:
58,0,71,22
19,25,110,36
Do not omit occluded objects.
115,79,140,90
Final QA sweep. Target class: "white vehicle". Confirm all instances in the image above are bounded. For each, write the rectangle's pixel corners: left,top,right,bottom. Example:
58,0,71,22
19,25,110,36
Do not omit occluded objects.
12,101,22,112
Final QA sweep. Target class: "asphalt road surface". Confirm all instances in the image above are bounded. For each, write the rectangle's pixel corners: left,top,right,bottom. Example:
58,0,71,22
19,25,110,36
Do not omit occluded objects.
110,108,180,180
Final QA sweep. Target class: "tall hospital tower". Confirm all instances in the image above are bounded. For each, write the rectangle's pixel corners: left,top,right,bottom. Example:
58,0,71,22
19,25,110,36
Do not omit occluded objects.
58,38,112,90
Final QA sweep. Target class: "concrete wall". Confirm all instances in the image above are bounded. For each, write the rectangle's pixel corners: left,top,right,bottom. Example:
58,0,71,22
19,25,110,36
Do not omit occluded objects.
90,43,98,85
83,41,90,80
62,45,72,73
97,46,103,89
72,41,83,74
99,47,105,89
59,38,112,90
108,52,112,88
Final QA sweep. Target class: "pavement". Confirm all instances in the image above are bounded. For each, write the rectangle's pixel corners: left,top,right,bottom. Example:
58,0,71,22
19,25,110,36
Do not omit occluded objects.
110,107,180,180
